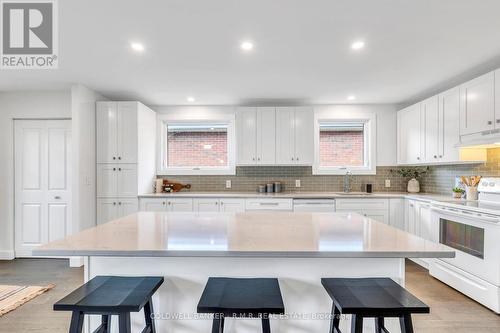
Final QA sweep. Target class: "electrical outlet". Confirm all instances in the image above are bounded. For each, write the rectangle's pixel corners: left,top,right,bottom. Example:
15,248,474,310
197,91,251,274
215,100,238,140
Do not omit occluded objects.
385,179,391,188
295,179,301,188
225,180,232,189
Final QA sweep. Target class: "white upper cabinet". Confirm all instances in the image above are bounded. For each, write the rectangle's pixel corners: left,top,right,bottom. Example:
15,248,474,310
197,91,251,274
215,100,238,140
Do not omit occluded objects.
438,87,460,162
276,107,314,165
236,107,276,165
398,103,422,164
460,72,495,136
423,96,439,162
117,102,139,163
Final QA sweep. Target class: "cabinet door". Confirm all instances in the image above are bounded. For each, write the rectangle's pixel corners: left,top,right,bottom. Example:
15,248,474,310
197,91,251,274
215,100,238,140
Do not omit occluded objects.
275,107,295,164
193,198,220,212
117,198,138,218
236,108,257,164
363,210,389,224
406,200,417,234
439,87,460,162
418,202,433,241
97,164,117,197
460,72,495,135
140,198,167,212
294,107,314,165
167,198,193,212
116,164,138,197
423,96,439,162
397,111,405,164
220,199,245,212
403,104,422,164
117,102,138,163
96,102,118,163
256,107,276,164
97,199,118,225
389,198,405,230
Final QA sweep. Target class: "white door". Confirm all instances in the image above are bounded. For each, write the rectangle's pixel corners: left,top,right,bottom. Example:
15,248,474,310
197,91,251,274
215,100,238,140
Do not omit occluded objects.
15,120,72,257
236,107,257,165
96,102,118,163
294,107,314,165
423,96,439,162
460,72,495,135
220,199,245,212
194,198,220,212
116,164,138,197
256,107,276,164
97,198,118,225
117,102,138,163
275,107,295,164
439,87,460,162
167,198,193,212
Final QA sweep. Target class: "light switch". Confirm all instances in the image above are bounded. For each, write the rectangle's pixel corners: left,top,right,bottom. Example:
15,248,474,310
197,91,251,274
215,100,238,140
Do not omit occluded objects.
385,179,391,188
226,180,232,189
295,179,301,188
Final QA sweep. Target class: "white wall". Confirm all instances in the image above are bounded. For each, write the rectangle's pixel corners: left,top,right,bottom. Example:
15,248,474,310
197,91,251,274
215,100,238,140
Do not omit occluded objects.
71,85,106,234
153,104,398,166
0,91,71,259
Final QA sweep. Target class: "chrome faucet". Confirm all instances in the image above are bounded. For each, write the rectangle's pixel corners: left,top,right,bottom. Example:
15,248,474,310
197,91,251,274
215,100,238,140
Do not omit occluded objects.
343,170,352,193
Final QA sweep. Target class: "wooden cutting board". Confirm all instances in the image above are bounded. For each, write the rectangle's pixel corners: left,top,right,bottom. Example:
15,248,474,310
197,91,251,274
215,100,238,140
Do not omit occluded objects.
163,180,191,192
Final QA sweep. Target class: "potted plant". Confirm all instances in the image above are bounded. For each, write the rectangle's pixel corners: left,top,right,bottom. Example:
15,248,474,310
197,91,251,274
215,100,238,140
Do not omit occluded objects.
390,167,429,193
452,187,465,199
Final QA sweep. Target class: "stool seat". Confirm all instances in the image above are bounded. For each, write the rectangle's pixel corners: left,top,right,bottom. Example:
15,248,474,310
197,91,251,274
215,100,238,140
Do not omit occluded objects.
54,276,163,333
198,277,285,316
198,277,284,333
321,278,429,333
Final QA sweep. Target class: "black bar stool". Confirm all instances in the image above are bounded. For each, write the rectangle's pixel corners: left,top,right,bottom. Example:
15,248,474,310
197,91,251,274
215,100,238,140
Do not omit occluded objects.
321,278,429,333
54,276,164,333
197,277,285,333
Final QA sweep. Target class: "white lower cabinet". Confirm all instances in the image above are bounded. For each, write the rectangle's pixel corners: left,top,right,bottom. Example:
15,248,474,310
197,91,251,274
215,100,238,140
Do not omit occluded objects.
140,198,193,212
404,198,435,268
245,198,293,211
193,198,246,212
97,198,138,225
336,198,389,224
389,198,405,230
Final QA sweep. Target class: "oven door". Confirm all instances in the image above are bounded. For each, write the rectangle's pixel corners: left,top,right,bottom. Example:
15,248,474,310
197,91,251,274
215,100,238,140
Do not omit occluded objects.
431,206,500,286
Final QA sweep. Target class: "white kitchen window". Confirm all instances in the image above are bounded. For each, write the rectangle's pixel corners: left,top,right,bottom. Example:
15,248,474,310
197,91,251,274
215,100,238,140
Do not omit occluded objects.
313,115,376,175
158,117,236,175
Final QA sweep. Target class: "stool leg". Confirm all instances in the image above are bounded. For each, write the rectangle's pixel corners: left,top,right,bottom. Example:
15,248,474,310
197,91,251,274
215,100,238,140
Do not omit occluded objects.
68,311,84,333
329,304,341,333
374,317,384,333
211,314,224,333
101,315,111,333
118,313,131,333
262,314,271,333
351,314,363,333
144,298,156,333
399,314,414,333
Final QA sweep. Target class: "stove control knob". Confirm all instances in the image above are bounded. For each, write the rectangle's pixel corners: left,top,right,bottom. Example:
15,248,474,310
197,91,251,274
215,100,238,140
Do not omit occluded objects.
482,182,488,186
489,182,495,186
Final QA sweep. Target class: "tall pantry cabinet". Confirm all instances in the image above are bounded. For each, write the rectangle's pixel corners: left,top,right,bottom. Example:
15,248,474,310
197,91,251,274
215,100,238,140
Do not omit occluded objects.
96,102,156,224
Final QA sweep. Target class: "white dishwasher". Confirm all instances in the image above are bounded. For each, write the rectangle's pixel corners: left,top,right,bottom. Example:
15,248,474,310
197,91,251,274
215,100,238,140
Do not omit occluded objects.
293,199,336,212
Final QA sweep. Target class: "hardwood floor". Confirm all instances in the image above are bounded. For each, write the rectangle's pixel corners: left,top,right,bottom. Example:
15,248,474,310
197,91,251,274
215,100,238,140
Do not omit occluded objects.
0,259,498,332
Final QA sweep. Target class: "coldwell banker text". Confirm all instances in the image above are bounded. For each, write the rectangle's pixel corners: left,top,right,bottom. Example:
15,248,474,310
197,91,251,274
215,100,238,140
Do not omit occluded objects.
1,0,58,69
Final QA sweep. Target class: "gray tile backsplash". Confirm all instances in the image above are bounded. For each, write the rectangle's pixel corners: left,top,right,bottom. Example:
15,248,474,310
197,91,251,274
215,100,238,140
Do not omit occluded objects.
158,148,500,194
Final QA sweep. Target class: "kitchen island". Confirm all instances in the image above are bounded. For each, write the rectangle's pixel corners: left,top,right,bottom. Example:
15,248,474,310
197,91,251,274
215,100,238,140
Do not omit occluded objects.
36,212,454,333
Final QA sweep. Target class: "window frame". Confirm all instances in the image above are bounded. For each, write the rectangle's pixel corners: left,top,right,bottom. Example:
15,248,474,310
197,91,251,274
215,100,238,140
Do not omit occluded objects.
157,114,236,175
313,113,377,175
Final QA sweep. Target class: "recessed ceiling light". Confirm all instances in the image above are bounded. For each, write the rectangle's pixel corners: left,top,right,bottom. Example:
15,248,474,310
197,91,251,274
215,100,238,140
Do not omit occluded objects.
347,95,356,101
240,41,254,51
130,42,145,52
351,40,365,50
186,96,195,102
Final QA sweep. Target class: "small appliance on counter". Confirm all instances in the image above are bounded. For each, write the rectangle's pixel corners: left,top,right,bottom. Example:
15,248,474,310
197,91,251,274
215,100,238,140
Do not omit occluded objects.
365,184,373,193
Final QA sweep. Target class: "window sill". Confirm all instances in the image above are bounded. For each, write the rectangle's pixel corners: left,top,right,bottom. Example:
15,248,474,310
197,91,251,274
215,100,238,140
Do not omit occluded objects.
312,166,376,175
157,167,236,176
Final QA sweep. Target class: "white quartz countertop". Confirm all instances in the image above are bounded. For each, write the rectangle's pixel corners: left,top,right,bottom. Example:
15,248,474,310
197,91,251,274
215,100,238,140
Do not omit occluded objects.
35,212,455,258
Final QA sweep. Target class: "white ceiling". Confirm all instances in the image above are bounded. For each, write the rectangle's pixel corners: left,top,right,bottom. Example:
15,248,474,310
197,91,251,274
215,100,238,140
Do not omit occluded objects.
2,0,500,106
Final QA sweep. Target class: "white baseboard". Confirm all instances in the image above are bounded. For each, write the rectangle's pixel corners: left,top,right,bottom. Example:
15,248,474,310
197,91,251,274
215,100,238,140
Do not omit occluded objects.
0,250,15,260
69,256,84,267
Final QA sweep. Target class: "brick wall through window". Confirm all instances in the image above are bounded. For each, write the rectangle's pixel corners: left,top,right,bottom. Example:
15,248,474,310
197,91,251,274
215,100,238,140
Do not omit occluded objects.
319,130,364,166
167,131,228,167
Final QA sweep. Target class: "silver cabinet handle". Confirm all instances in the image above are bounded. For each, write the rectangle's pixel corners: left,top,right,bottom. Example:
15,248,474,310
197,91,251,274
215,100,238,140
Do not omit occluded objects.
54,196,61,199
113,167,116,171
118,202,122,205
162,201,166,205
257,157,260,161
113,156,116,160
118,156,121,160
434,155,437,158
259,202,279,206
168,201,171,205
417,157,420,160
291,157,294,161
252,157,255,161
220,202,224,206
488,121,493,125
113,202,116,205
215,202,219,205
118,168,122,171
439,155,443,158
296,157,299,161
496,119,500,124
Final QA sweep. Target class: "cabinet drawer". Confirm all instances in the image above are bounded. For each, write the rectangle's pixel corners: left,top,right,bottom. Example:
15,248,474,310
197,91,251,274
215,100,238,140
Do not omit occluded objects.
245,198,293,211
335,198,389,211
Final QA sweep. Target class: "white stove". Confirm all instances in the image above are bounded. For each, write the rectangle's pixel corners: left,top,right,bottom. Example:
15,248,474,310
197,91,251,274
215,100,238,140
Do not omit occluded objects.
429,178,500,313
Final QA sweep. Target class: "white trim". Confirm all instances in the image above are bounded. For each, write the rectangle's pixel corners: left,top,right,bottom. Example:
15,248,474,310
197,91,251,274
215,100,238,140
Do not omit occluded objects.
69,256,85,267
0,250,15,260
156,114,236,175
313,113,377,175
